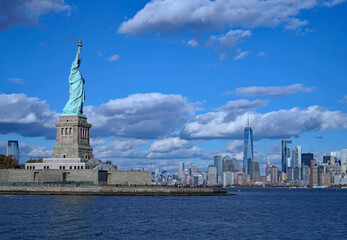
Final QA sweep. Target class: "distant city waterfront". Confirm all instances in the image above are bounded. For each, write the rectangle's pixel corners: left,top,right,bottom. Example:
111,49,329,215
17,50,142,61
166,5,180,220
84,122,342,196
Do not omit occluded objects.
0,187,345,239
152,123,347,188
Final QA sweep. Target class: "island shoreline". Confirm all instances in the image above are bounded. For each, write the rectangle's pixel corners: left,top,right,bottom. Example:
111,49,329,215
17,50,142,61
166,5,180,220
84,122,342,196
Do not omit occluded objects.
0,185,230,196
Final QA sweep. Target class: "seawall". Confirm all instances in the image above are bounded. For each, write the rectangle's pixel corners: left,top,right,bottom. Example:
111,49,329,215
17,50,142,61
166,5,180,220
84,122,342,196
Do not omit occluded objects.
0,185,229,196
0,169,152,185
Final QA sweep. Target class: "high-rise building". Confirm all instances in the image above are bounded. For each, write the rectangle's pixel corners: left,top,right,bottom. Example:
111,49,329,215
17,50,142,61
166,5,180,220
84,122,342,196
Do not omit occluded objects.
222,155,232,172
155,168,160,184
243,125,254,174
214,155,223,184
231,158,240,172
7,140,19,165
270,165,278,184
301,165,310,181
309,160,318,187
330,152,336,165
322,156,330,164
223,157,240,172
189,166,198,177
193,174,203,185
249,162,260,181
287,167,295,181
207,165,217,185
265,160,271,176
178,162,184,179
292,146,302,168
302,153,314,167
182,169,188,184
281,140,292,173
286,155,293,169
223,172,234,186
340,149,347,166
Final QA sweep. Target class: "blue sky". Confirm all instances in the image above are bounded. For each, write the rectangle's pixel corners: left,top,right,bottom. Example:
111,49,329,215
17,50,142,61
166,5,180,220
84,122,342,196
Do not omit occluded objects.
0,0,347,172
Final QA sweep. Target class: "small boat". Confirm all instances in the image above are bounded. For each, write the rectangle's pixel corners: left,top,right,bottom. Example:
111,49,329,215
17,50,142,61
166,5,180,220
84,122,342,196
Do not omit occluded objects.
312,185,327,189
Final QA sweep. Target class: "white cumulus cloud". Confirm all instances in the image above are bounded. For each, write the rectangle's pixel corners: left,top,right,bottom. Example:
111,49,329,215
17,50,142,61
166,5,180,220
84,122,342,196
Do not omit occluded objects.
118,0,344,36
85,93,196,139
219,99,268,111
0,93,58,138
0,92,197,140
0,0,72,31
117,0,345,53
236,84,313,97
210,29,251,50
105,54,120,62
181,105,347,140
149,137,192,152
226,140,244,152
233,50,250,60
93,139,148,159
93,137,203,160
285,18,308,30
147,137,203,159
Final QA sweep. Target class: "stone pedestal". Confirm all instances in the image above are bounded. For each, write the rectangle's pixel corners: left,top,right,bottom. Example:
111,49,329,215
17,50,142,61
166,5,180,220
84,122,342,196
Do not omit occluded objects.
52,116,94,159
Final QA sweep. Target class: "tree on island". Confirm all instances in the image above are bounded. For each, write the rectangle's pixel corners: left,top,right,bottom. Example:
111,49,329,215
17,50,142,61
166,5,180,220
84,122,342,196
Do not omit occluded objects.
26,158,43,163
0,154,18,169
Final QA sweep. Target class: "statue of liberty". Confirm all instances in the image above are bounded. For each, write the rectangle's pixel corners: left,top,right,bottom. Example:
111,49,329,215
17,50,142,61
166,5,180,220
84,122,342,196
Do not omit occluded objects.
62,40,85,117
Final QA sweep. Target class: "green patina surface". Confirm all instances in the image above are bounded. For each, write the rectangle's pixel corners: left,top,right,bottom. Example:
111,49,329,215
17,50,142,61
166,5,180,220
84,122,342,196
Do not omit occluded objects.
62,41,85,117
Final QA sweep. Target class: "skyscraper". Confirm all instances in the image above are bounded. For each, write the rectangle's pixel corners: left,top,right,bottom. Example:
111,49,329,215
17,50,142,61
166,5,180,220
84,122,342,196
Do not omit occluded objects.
223,157,232,172
189,166,198,177
322,156,330,164
207,165,217,185
301,153,314,167
223,172,234,186
223,157,240,172
155,168,160,184
341,149,347,166
249,162,260,181
292,146,302,168
281,140,292,173
7,140,19,165
178,162,184,179
330,152,336,165
270,165,278,184
214,155,223,184
243,125,254,174
265,160,271,176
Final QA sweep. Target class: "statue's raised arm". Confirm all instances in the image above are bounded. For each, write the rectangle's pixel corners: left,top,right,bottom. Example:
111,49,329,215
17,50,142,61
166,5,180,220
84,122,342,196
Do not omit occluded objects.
62,40,86,117
71,40,82,71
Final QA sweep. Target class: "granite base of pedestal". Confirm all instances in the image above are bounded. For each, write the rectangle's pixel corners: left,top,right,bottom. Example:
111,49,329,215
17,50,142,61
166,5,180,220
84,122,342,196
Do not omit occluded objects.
52,116,94,159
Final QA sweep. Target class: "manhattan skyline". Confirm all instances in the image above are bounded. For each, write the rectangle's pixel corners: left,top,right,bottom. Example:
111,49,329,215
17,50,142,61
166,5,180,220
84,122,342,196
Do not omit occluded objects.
0,0,347,172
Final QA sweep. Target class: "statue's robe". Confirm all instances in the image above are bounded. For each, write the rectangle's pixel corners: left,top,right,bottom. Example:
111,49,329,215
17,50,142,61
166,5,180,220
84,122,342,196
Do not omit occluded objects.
63,50,85,115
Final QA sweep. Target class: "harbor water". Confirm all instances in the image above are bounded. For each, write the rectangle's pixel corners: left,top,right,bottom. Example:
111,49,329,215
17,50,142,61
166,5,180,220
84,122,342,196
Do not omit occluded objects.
0,187,345,239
